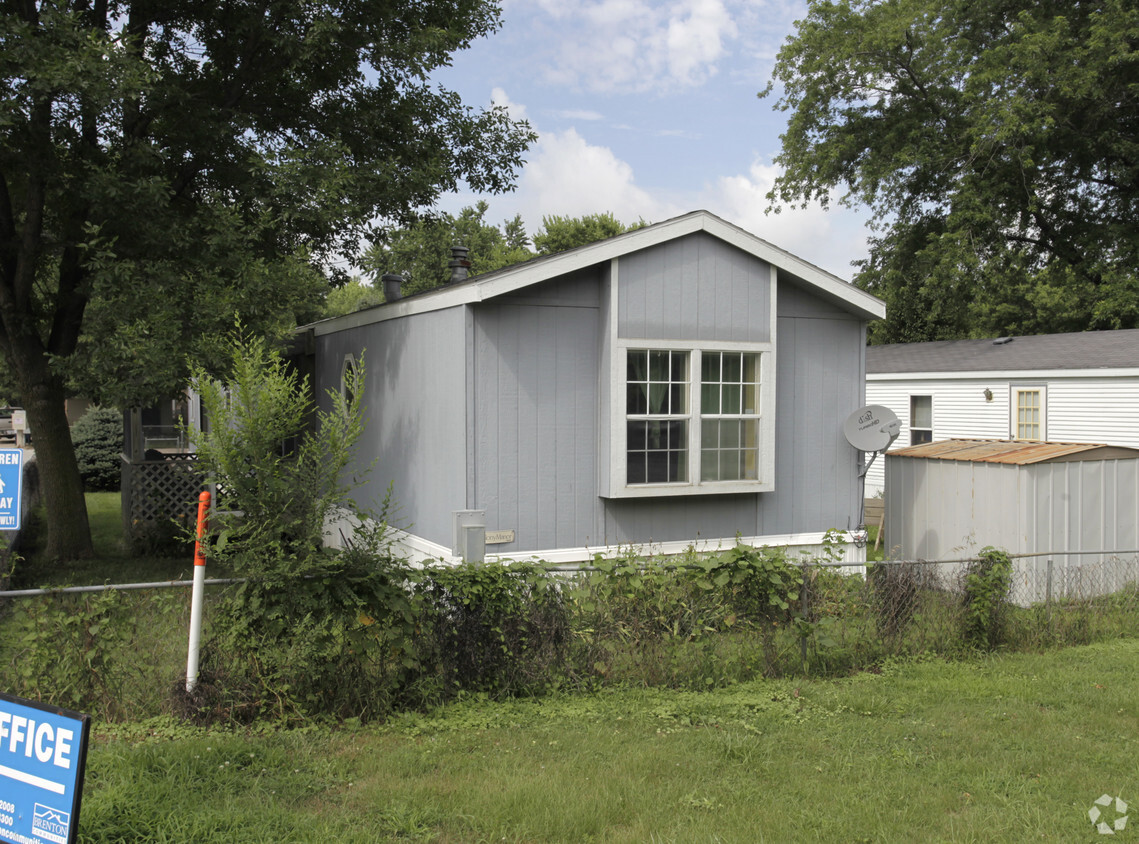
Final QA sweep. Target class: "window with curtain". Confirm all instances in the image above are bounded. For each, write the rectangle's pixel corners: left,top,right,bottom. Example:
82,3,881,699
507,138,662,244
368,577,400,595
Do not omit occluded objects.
624,347,766,489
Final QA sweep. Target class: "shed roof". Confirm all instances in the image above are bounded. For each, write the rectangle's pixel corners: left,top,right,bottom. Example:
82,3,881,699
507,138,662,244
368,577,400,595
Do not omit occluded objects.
306,210,885,336
888,439,1139,465
867,329,1139,374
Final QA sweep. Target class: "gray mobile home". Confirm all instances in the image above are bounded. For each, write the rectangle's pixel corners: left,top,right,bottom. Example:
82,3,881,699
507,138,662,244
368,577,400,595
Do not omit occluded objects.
302,211,885,564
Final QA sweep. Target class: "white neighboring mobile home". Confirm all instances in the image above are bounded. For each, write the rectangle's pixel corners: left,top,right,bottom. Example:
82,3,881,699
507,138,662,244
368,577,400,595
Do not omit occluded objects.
864,329,1139,497
298,211,886,565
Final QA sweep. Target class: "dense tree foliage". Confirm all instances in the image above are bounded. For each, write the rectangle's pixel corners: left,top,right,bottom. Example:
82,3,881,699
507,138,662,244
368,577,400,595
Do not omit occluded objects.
362,206,646,297
764,0,1139,343
1,0,534,557
362,201,532,296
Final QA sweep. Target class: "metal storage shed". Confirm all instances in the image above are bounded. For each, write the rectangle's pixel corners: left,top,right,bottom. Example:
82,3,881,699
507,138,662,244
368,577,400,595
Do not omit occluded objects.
884,439,1139,603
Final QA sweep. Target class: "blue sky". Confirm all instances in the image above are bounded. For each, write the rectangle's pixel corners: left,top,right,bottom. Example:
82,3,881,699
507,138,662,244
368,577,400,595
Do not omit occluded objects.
429,0,874,279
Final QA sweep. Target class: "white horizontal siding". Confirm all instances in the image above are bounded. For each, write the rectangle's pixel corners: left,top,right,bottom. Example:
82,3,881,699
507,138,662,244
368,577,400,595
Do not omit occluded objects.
866,373,1139,496
1046,377,1139,448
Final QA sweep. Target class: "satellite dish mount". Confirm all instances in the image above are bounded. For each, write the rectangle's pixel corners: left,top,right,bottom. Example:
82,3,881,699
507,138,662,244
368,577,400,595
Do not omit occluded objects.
843,405,902,548
843,404,901,477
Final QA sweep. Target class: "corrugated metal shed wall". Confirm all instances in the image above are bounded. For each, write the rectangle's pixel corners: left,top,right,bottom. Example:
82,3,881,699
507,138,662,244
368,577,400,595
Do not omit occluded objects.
886,451,1139,602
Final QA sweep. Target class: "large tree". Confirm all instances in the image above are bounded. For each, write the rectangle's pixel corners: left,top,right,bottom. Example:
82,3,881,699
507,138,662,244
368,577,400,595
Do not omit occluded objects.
764,0,1139,343
1,0,534,558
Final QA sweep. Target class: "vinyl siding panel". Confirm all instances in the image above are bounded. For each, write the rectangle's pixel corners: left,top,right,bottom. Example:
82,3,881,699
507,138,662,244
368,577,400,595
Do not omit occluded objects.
472,277,603,553
317,307,467,548
760,314,864,535
618,232,771,343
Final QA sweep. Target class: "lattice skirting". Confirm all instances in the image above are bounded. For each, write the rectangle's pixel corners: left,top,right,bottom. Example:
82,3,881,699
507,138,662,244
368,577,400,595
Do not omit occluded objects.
122,456,204,544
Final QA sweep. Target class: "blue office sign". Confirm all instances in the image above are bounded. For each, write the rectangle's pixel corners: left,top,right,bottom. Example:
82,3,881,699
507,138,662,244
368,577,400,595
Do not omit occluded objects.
0,449,22,531
0,693,91,844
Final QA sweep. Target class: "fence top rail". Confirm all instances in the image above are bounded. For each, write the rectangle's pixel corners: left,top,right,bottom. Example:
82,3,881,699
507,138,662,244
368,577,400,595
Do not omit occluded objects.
3,548,1137,598
0,577,244,598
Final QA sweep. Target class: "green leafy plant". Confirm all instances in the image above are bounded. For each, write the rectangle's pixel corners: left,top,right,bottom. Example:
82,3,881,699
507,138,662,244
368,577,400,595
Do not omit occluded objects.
71,406,123,492
419,562,571,699
697,544,804,676
184,330,422,722
962,547,1014,650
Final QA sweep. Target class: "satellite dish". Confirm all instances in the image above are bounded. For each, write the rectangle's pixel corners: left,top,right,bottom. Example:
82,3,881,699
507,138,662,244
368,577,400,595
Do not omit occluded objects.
844,405,901,453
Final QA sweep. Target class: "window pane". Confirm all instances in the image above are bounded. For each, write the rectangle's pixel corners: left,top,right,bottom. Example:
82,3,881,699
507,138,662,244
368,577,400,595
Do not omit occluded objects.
911,395,932,430
722,353,741,382
701,420,718,449
627,421,647,451
743,384,758,414
702,353,719,382
627,383,647,415
722,384,741,414
721,420,740,449
650,383,667,413
649,350,669,381
627,451,646,485
701,382,719,415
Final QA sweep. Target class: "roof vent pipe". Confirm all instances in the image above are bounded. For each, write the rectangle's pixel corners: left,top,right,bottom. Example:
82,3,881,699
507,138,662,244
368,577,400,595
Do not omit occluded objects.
381,273,404,302
449,245,471,284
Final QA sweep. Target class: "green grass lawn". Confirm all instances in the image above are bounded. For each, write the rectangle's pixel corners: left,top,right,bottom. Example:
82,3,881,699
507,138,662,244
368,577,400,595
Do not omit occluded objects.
12,492,199,587
81,639,1139,843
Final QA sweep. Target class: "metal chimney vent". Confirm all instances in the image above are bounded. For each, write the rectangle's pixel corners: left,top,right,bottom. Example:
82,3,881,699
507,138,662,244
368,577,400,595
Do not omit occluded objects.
449,245,471,284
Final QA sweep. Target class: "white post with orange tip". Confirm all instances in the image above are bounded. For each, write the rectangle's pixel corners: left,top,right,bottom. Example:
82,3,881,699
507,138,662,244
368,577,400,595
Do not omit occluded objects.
186,490,211,693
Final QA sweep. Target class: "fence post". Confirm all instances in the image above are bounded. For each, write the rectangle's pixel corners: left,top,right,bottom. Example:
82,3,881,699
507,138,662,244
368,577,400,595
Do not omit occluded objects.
1045,559,1053,627
186,490,211,693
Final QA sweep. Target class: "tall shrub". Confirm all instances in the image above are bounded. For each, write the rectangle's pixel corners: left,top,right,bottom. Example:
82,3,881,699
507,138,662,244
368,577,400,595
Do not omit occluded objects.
185,332,419,721
71,406,123,492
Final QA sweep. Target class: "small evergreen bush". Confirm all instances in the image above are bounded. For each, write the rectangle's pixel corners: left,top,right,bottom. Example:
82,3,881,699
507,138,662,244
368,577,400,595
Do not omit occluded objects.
72,405,123,491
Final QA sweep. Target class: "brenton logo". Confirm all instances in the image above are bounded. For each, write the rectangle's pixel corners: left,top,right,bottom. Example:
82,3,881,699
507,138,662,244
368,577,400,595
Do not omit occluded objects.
1089,794,1129,836
31,803,70,844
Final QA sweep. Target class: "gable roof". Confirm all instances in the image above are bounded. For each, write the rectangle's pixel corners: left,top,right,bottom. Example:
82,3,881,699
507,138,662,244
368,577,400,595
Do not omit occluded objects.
308,210,885,336
867,329,1139,375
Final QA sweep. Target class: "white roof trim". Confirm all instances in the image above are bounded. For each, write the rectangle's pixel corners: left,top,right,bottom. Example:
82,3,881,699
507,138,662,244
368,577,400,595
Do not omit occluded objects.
869,368,1139,381
309,210,884,336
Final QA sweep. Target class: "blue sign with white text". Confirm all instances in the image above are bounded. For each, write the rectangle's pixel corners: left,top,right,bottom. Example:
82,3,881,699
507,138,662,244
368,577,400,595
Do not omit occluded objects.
0,449,22,531
0,693,90,844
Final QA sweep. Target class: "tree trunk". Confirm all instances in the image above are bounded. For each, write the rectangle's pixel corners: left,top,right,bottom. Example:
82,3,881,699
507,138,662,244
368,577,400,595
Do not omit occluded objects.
24,379,94,560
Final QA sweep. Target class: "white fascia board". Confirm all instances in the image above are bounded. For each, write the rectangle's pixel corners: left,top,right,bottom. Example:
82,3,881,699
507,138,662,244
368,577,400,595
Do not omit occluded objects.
308,210,884,336
869,368,1139,381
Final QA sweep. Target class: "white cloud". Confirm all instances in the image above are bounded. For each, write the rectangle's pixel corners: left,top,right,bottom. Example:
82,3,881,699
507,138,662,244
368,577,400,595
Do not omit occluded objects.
490,87,528,122
548,108,605,121
517,128,676,224
705,158,870,278
537,0,740,94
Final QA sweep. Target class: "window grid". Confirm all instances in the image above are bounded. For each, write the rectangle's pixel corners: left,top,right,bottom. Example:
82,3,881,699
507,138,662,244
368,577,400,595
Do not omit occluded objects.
626,350,690,484
699,351,760,482
1016,389,1041,440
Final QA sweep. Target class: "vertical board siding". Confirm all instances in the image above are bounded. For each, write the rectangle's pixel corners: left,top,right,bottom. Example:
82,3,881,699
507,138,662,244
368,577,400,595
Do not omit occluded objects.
618,232,771,342
316,309,467,548
473,293,602,552
758,313,864,536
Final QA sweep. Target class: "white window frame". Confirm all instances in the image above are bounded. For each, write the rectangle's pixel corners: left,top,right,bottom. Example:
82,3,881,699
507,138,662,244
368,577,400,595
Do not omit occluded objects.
1011,384,1046,441
340,353,358,406
909,395,933,445
610,338,775,497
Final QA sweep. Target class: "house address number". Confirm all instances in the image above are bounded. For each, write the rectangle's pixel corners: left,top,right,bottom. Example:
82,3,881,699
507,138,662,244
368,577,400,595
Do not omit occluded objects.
485,530,514,545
